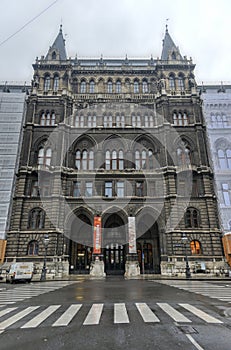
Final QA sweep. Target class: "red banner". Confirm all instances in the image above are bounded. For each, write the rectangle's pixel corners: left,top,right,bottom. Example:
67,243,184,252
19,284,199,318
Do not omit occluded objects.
93,216,102,254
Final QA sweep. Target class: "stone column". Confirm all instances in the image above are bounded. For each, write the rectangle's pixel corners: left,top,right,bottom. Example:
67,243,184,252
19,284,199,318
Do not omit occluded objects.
124,216,140,278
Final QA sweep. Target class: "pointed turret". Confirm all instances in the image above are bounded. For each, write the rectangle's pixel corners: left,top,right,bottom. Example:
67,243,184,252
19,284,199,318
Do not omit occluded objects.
45,25,67,61
161,25,183,60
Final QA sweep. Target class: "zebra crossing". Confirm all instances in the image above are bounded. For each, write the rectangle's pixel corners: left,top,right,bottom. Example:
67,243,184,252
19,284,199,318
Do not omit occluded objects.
0,302,223,331
155,280,231,302
0,281,76,304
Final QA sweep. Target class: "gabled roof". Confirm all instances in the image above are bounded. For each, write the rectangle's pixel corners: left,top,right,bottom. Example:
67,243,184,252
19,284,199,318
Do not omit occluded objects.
161,25,183,60
45,25,67,61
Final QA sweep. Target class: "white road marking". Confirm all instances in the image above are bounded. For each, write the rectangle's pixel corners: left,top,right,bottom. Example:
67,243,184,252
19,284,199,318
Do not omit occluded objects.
135,303,160,323
114,303,129,324
83,304,104,325
53,304,82,327
186,334,205,350
0,307,17,318
0,306,39,330
157,303,191,323
179,304,223,324
21,305,61,328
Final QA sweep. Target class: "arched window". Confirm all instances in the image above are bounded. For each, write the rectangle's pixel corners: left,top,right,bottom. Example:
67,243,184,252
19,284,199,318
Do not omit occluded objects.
40,112,55,126
27,240,39,255
190,240,202,255
53,76,59,91
52,51,56,60
105,150,124,170
80,81,86,93
116,115,125,127
44,76,50,92
116,81,122,93
135,149,154,170
177,145,191,165
142,81,148,93
218,149,226,169
132,115,141,127
144,115,154,128
173,112,189,126
227,150,231,168
89,80,95,93
88,115,96,127
134,81,139,93
169,76,175,90
75,149,94,170
103,116,113,127
38,147,52,167
108,81,113,93
178,76,184,90
28,208,45,229
185,208,200,228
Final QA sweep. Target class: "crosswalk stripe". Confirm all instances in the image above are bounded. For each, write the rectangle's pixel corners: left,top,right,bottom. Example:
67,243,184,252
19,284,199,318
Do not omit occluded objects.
179,304,223,324
135,303,160,323
0,307,17,318
114,303,129,324
83,304,104,325
21,305,61,328
157,303,191,323
0,306,39,330
53,304,82,327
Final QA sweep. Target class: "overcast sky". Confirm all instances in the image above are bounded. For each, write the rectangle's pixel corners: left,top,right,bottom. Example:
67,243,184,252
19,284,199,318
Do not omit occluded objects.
0,0,230,84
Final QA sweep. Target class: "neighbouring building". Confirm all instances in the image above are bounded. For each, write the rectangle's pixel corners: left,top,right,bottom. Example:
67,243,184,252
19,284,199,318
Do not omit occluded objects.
0,83,29,261
5,26,225,278
200,83,231,268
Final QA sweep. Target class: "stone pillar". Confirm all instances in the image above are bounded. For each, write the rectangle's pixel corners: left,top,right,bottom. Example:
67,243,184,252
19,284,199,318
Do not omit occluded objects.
124,216,140,278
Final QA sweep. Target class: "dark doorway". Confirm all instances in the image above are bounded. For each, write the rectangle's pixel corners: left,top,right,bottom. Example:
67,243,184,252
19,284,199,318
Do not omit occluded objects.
103,213,126,275
136,218,161,274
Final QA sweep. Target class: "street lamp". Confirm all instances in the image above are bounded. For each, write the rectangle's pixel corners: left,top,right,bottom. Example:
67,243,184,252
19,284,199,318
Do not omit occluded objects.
40,234,50,281
181,233,191,279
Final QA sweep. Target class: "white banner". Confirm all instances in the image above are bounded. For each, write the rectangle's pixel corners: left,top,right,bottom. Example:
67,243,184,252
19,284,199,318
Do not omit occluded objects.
128,216,136,254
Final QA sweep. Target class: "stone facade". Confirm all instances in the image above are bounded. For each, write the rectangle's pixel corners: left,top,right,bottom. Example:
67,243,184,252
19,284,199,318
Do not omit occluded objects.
5,26,225,277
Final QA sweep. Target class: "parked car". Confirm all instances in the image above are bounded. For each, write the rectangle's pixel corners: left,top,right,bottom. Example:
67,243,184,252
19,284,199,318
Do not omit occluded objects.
6,262,34,283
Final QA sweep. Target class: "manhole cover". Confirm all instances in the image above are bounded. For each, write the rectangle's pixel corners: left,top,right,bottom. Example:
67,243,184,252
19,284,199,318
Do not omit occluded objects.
177,325,198,334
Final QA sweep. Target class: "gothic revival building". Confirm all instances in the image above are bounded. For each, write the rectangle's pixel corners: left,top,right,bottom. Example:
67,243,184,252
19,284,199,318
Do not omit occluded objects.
5,26,224,277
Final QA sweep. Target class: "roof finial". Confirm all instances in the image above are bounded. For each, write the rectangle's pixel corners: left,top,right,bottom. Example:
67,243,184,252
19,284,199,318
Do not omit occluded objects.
165,18,169,32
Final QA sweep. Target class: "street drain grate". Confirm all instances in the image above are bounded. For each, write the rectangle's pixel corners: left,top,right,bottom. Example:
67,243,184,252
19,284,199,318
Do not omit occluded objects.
177,325,198,334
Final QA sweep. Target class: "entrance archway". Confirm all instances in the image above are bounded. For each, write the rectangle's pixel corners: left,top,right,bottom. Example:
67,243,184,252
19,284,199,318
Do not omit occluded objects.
68,213,93,274
103,213,127,275
136,216,161,274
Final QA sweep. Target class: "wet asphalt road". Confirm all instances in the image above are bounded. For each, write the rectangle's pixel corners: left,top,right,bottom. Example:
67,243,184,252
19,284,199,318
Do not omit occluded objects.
1,277,231,350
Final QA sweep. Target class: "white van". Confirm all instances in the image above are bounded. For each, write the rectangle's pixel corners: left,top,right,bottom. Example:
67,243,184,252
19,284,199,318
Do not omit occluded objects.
6,262,34,283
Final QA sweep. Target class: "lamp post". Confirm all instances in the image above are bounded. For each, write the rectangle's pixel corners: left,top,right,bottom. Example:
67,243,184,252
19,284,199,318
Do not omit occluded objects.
40,234,50,281
181,233,191,279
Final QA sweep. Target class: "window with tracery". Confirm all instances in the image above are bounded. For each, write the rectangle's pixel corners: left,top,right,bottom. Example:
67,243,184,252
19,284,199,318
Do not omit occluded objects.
116,81,122,93
105,150,124,170
218,149,231,169
89,80,95,93
185,208,200,228
173,112,188,126
27,240,39,255
44,76,50,91
28,208,45,229
40,112,55,126
104,116,113,127
53,76,59,91
108,81,113,93
116,115,125,127
135,149,154,170
75,149,94,170
169,76,175,90
132,115,141,127
80,81,86,93
144,115,154,128
38,147,52,167
177,145,191,165
142,81,148,93
134,81,139,93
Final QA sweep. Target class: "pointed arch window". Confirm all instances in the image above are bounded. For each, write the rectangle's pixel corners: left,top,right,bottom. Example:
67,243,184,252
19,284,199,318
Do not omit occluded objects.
103,116,113,127
132,115,141,127
75,149,94,170
142,80,148,93
108,81,113,93
105,150,124,170
27,240,39,255
190,240,202,255
116,81,122,93
89,80,95,93
134,81,139,93
135,149,154,170
28,208,45,229
53,76,59,91
88,115,96,127
185,208,200,228
40,112,55,126
178,76,184,90
169,76,175,90
177,145,191,165
38,147,52,167
44,76,50,92
222,183,231,206
80,81,86,93
116,115,125,127
144,115,154,128
173,112,189,126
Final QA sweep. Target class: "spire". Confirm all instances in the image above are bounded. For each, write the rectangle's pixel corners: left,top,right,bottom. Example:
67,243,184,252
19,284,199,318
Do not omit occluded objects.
45,25,67,61
161,25,182,60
